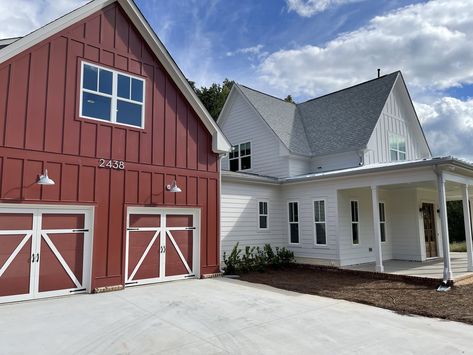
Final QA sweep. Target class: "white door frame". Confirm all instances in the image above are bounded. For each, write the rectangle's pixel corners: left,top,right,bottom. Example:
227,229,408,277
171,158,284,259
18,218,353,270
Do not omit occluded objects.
125,207,200,287
0,204,94,303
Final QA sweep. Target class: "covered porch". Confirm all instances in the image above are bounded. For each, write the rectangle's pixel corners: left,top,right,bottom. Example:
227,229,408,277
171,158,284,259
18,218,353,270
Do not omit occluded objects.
343,252,473,282
335,158,473,283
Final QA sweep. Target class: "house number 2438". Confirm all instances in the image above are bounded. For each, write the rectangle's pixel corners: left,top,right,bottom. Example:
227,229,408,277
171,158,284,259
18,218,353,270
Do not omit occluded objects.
98,159,125,170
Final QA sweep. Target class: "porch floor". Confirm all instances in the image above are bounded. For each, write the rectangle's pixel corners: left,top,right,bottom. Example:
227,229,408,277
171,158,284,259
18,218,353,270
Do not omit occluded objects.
343,252,473,281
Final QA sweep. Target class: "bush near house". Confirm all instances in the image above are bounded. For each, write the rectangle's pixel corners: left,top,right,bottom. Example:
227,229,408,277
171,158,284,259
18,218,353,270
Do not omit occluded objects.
450,241,467,252
223,243,295,274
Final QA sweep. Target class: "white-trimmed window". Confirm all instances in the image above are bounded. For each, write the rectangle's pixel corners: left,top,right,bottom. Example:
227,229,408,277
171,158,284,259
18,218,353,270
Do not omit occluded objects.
351,200,359,245
313,200,327,245
288,201,299,244
229,142,251,171
258,201,268,230
379,202,386,242
80,61,145,128
389,133,406,161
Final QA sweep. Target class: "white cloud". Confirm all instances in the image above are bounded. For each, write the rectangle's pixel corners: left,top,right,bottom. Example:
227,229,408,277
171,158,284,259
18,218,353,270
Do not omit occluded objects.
226,44,264,57
286,0,362,17
415,97,473,160
261,0,473,97
0,0,88,38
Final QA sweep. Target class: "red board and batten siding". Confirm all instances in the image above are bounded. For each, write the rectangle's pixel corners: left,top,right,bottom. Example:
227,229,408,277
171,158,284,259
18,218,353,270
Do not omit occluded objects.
0,3,220,288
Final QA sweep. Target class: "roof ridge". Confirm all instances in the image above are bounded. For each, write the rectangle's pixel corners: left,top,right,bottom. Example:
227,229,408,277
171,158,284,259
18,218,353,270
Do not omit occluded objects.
300,71,400,105
237,83,296,105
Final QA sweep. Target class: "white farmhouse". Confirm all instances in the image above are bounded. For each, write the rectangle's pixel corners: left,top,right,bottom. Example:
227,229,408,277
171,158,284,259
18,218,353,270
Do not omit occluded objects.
218,71,473,282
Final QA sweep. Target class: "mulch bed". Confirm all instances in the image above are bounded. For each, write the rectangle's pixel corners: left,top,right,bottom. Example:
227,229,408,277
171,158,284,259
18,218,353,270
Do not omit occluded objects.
238,265,473,325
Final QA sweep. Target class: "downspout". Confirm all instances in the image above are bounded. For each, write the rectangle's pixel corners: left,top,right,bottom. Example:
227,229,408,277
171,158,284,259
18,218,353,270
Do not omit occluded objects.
219,153,226,273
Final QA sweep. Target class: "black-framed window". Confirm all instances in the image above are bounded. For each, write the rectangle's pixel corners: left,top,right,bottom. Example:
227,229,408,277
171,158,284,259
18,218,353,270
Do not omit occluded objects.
351,200,359,244
314,200,327,245
379,202,386,242
288,202,299,244
229,142,251,171
258,201,268,229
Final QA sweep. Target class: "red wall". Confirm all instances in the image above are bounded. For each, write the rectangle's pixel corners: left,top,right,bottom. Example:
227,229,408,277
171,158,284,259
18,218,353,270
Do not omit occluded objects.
0,3,220,288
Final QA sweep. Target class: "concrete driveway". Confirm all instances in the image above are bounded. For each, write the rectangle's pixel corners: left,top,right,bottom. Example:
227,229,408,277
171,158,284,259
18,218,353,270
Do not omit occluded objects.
0,278,471,355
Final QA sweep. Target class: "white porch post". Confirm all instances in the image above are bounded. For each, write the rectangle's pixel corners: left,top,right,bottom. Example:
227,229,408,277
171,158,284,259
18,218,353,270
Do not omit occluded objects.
462,185,473,272
437,172,453,281
371,186,384,272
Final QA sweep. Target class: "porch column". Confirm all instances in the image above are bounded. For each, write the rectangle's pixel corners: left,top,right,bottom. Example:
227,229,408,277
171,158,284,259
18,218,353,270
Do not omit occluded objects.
437,172,453,281
371,186,384,272
462,185,473,272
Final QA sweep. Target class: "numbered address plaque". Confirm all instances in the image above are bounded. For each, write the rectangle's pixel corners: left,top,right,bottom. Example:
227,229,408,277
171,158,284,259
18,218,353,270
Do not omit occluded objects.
98,159,125,170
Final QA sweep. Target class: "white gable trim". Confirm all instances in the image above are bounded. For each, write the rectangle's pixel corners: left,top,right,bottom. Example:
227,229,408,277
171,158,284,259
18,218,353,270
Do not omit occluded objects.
365,73,431,158
219,84,294,156
0,0,230,154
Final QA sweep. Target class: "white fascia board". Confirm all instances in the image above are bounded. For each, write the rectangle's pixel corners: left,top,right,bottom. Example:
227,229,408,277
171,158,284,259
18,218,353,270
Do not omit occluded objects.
119,0,230,154
0,0,230,154
0,0,115,63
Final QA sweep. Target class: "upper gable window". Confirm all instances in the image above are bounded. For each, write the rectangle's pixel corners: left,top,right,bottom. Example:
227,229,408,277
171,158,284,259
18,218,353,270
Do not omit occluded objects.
80,62,145,129
229,142,251,171
389,133,406,161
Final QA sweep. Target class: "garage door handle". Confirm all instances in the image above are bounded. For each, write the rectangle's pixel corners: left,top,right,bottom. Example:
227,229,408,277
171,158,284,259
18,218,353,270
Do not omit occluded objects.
127,228,139,231
72,229,89,232
185,227,196,230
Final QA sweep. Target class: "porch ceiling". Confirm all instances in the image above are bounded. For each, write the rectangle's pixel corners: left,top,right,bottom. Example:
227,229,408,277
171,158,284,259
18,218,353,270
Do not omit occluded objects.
340,180,473,200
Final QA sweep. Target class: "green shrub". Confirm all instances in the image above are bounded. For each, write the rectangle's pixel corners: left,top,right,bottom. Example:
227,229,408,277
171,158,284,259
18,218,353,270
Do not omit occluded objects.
223,243,241,275
450,241,467,252
223,243,295,275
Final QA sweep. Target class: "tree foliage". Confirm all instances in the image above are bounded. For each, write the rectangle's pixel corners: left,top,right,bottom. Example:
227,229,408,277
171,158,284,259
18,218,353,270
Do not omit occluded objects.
188,79,235,120
284,95,295,103
447,200,466,243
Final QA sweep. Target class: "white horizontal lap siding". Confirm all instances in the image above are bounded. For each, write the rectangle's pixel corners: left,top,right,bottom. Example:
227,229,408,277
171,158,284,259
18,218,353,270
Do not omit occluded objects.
338,189,377,266
337,189,397,266
220,181,285,259
281,181,339,261
288,156,311,177
311,151,360,173
388,188,423,261
364,80,430,165
219,92,290,177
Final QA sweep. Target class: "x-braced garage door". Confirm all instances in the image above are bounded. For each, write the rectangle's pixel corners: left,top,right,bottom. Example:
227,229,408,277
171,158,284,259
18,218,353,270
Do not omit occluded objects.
125,208,199,286
0,206,92,303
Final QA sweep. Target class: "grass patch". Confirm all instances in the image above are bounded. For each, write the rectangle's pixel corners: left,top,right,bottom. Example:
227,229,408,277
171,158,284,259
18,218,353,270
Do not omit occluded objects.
450,241,467,252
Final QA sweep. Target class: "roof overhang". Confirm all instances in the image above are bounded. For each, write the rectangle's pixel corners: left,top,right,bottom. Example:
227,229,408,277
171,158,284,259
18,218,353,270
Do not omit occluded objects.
222,157,473,186
0,0,231,154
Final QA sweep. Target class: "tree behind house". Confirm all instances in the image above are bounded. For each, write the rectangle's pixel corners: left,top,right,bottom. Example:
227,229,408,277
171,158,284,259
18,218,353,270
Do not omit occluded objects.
188,79,234,120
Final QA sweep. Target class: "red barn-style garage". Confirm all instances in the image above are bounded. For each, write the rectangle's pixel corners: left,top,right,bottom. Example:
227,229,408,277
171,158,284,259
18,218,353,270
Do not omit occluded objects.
0,0,230,303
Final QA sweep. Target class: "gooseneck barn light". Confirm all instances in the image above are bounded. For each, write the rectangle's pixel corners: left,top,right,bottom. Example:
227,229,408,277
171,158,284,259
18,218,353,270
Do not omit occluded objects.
166,180,182,193
37,169,55,185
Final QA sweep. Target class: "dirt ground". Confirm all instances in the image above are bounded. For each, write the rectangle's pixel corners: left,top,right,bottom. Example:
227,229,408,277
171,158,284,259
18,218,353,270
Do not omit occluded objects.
239,266,473,325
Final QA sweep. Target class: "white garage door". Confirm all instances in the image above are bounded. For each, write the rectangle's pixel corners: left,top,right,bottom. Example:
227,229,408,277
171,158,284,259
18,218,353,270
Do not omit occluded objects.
125,208,200,286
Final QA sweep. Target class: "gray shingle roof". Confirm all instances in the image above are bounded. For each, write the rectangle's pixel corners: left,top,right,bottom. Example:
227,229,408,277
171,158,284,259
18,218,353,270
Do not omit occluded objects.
238,85,311,155
237,72,399,157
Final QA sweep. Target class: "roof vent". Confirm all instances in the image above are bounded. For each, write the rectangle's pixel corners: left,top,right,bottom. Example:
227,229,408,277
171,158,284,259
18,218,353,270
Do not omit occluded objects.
377,69,381,78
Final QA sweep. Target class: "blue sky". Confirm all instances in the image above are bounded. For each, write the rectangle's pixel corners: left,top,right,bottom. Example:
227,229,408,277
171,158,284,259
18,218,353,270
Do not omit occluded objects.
1,0,472,160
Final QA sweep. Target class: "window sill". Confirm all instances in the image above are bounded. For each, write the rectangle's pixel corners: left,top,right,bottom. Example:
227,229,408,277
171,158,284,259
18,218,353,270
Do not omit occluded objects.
313,245,330,249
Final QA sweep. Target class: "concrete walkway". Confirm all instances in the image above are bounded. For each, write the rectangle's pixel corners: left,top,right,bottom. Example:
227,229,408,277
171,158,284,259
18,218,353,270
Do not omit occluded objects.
0,278,472,355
